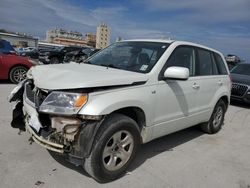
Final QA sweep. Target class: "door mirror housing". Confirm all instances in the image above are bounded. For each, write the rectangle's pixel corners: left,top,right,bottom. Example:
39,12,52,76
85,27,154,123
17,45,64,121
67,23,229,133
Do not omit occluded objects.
164,66,189,80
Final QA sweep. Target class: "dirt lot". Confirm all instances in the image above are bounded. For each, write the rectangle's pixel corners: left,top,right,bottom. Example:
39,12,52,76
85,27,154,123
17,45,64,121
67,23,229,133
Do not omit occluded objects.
0,83,250,188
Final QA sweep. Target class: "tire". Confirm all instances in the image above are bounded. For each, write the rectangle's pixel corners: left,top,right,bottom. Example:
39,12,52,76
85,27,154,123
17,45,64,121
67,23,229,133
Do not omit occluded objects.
84,113,141,182
9,66,28,84
200,100,226,134
50,57,60,64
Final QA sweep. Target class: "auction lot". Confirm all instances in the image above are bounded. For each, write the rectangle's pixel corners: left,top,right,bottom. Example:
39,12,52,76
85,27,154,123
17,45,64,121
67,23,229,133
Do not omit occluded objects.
0,83,250,188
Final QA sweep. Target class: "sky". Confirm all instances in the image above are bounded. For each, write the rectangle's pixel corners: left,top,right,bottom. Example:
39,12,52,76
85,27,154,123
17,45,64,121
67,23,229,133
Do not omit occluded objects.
0,0,250,61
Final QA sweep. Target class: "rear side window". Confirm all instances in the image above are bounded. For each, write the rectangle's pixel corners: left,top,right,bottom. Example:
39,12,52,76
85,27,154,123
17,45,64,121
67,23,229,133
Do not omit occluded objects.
197,49,213,76
213,53,228,75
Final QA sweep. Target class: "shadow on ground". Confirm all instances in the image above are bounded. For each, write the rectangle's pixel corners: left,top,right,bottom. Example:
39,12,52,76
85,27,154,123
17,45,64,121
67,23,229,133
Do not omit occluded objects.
0,80,14,84
48,126,203,180
48,150,91,177
230,101,250,109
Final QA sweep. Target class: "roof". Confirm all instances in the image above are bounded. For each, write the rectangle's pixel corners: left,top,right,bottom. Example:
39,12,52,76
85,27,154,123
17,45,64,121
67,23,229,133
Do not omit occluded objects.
121,39,222,55
122,39,174,43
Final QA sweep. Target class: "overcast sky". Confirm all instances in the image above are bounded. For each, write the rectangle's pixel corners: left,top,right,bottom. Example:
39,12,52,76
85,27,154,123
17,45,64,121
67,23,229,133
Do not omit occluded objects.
0,0,250,61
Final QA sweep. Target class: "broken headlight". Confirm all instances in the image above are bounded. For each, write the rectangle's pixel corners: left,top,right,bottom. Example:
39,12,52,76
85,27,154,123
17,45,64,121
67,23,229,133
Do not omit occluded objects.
39,92,88,115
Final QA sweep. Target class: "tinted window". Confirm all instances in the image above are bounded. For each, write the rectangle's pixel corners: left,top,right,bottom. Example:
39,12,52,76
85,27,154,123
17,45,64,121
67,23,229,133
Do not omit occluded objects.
214,53,228,75
0,41,4,49
166,46,195,76
197,49,213,76
211,53,219,75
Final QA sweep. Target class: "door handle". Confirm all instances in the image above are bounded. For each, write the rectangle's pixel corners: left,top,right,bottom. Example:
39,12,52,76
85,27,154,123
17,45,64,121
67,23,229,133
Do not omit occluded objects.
193,83,200,89
218,81,223,86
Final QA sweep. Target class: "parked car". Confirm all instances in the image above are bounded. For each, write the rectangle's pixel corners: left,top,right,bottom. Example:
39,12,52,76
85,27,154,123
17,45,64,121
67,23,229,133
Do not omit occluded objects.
0,39,16,54
20,49,39,59
0,40,37,83
9,40,231,182
64,48,100,63
39,46,83,64
230,63,250,104
0,53,36,83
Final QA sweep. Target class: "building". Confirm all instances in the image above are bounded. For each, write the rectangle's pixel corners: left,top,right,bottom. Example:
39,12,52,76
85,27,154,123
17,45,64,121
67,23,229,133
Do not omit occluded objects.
85,33,96,48
96,23,111,49
46,29,87,47
0,30,38,48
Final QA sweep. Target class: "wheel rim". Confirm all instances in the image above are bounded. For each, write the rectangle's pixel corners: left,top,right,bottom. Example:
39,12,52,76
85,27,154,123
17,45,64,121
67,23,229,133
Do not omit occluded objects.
102,130,134,171
213,106,223,128
13,68,27,83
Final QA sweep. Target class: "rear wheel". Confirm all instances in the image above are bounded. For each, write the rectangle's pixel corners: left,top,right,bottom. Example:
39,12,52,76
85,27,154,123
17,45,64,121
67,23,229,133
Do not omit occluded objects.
84,113,140,182
200,100,226,134
9,66,28,84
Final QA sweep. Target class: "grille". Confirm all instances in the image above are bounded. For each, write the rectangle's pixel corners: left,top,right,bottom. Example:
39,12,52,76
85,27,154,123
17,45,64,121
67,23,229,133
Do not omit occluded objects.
231,83,248,97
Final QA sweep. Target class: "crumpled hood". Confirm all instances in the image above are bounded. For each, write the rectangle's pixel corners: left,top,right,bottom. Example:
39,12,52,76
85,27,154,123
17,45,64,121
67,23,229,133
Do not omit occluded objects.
30,63,148,90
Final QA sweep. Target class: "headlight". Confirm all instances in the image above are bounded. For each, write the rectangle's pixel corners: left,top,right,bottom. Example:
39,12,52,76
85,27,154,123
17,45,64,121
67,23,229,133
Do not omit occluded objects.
39,92,88,115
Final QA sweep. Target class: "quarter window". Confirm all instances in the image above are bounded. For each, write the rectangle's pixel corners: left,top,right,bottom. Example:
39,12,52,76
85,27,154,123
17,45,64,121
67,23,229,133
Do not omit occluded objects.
214,53,228,75
166,46,196,76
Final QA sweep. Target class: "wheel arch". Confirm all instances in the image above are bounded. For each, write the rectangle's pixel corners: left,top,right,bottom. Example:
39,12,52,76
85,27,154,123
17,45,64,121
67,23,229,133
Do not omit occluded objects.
111,106,146,131
219,95,229,111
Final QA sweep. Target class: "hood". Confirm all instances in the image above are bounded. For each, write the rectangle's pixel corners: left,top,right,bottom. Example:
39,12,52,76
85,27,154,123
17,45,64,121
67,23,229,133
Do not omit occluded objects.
231,73,250,86
30,63,148,90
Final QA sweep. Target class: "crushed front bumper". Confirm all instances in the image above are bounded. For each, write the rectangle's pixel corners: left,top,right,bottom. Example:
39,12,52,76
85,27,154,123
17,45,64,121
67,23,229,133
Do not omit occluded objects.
9,81,105,166
25,119,64,153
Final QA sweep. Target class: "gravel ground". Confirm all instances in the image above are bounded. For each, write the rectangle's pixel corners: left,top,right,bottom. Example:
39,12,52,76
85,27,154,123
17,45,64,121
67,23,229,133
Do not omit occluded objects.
0,83,250,188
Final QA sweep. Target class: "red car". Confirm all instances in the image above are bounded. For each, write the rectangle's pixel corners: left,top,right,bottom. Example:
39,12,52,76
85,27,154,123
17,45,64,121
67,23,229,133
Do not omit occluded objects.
0,40,35,83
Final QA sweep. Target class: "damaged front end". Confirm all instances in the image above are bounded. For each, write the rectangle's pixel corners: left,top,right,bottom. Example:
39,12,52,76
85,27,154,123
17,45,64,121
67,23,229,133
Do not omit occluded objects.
9,80,104,165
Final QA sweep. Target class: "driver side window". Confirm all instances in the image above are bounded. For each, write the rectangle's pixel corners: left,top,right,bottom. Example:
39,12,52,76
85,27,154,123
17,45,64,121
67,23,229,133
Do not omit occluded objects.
166,46,196,76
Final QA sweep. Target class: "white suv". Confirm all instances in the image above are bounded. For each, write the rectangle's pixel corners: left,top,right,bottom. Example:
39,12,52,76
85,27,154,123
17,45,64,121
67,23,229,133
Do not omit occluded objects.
9,40,231,182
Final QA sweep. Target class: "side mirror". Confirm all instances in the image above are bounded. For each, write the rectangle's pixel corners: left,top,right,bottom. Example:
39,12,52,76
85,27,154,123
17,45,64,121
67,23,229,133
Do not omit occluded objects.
164,66,189,80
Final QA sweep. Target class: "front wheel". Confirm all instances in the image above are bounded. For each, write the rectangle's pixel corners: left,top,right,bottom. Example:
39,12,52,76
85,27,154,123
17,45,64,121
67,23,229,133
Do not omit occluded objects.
84,114,141,182
200,100,226,134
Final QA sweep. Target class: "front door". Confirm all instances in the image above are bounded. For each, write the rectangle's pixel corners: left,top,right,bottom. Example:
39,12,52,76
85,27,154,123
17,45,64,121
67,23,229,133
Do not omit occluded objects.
152,45,200,139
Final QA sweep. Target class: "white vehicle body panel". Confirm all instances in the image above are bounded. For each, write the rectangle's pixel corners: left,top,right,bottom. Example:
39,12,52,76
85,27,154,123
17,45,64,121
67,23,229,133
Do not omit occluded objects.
29,63,148,90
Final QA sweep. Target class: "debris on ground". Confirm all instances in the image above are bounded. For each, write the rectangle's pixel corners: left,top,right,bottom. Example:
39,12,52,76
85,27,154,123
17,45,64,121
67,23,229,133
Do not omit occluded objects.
35,181,45,186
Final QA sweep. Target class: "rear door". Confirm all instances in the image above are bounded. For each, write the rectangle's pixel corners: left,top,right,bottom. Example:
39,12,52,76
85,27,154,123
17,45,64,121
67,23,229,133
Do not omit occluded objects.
194,48,223,118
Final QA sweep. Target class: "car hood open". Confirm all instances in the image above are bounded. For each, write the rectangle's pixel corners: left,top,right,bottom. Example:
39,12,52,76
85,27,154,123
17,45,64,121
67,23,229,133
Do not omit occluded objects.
31,63,148,90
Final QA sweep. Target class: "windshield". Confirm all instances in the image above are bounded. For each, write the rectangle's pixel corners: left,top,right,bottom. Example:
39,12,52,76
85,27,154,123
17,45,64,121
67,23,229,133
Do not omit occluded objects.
231,64,250,76
87,41,169,73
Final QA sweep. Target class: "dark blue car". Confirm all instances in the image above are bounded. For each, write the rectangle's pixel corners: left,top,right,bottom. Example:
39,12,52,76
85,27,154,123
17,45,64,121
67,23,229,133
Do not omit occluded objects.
0,39,16,54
